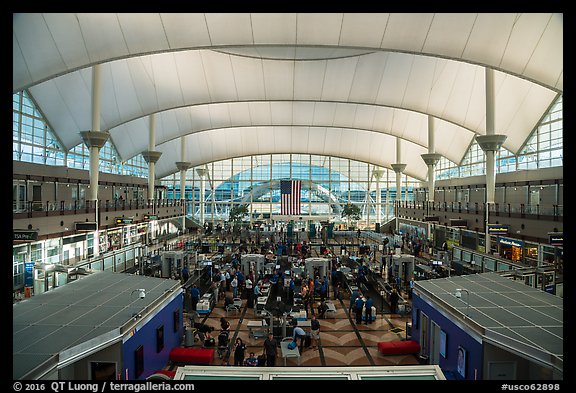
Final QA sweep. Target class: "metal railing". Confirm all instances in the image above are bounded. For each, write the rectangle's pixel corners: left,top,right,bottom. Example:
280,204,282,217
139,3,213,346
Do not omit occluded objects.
13,198,186,217
396,200,562,220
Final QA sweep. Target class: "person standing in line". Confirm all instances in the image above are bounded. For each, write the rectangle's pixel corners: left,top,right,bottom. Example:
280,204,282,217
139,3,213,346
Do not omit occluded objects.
349,289,360,314
263,333,278,366
233,338,247,366
231,275,238,298
390,288,400,314
364,295,374,324
190,285,200,311
354,295,365,324
310,314,321,350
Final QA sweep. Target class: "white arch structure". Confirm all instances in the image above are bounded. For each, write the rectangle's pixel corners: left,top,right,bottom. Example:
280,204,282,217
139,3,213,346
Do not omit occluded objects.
13,13,562,182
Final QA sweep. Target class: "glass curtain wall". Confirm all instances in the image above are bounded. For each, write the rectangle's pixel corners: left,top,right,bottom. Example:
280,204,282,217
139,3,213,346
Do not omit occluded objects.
160,154,420,229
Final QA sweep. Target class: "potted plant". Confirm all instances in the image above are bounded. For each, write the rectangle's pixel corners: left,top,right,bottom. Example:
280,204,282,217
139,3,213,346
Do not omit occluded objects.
341,203,361,230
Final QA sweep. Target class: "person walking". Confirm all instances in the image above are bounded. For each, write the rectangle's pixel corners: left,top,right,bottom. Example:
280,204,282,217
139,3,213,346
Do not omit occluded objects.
263,333,278,366
233,338,247,366
310,314,321,350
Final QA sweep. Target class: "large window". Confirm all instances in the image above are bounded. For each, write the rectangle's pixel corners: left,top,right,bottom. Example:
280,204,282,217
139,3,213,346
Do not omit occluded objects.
13,91,149,178
436,95,562,180
160,154,418,227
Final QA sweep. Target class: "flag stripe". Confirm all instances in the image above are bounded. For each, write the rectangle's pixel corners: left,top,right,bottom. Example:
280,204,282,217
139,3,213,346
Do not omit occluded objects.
280,180,301,215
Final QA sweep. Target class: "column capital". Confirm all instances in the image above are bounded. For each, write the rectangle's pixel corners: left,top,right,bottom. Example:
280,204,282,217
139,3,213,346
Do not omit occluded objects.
391,163,407,174
176,161,192,171
372,169,385,180
196,168,209,177
80,131,109,148
141,150,162,164
421,153,442,166
475,134,507,152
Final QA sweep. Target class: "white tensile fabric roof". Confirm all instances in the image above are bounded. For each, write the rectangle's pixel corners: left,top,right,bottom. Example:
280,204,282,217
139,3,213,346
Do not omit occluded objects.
13,13,563,181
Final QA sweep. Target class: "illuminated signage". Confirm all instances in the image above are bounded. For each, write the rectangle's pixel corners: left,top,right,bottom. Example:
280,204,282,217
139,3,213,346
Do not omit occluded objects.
549,233,563,246
144,214,158,220
115,217,134,225
498,237,523,248
488,224,509,235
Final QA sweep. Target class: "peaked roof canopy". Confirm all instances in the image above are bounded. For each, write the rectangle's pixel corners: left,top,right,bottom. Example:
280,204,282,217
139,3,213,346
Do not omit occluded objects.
13,13,563,181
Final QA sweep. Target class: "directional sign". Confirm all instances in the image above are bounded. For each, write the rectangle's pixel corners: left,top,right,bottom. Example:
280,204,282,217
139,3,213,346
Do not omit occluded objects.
13,231,38,241
143,214,158,220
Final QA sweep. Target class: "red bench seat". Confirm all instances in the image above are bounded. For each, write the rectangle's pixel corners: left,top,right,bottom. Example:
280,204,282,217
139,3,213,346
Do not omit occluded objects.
377,340,421,355
169,347,215,364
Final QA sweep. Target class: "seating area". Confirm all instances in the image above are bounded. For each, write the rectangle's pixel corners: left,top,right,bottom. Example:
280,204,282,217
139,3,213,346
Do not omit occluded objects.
169,347,215,365
377,340,421,355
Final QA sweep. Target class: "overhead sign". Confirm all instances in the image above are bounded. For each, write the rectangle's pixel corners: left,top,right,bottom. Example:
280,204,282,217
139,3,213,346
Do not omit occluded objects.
143,214,158,220
488,224,509,235
75,222,98,231
548,232,563,246
115,217,134,225
13,230,38,241
498,237,523,248
423,216,440,222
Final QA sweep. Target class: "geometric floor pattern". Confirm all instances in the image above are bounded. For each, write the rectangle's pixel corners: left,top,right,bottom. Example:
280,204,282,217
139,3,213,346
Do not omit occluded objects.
183,288,420,368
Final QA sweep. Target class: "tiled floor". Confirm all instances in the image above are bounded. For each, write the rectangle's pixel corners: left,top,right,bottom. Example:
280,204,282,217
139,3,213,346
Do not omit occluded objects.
182,289,419,368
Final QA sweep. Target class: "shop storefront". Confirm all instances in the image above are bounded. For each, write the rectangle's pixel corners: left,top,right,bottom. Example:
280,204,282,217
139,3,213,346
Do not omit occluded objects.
498,237,523,262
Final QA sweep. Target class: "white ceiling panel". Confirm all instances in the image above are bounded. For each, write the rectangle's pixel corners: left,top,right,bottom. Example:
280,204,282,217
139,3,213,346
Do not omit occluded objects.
381,13,434,52
292,102,316,126
76,13,128,64
312,102,337,126
43,13,90,72
517,14,563,91
117,13,169,55
249,102,272,125
349,53,389,104
352,105,377,132
375,53,413,107
205,13,254,45
231,56,266,101
228,102,253,125
201,51,237,102
208,103,232,130
422,13,477,59
294,60,326,101
174,51,212,103
296,13,344,46
463,13,516,69
262,60,295,100
321,56,359,101
160,13,212,49
340,13,388,48
251,13,297,44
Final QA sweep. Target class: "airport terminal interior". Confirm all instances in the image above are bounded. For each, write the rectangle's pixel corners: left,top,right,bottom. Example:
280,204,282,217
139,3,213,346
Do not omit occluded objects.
13,13,563,382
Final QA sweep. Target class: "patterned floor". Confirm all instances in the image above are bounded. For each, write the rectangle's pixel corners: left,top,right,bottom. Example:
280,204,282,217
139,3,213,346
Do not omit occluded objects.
183,289,419,368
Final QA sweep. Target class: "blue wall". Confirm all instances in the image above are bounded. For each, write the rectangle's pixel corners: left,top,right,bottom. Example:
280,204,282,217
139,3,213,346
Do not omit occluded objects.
122,293,183,380
412,294,483,380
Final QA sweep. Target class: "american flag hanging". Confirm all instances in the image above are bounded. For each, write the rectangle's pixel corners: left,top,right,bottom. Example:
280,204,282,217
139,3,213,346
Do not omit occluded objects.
280,180,301,215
